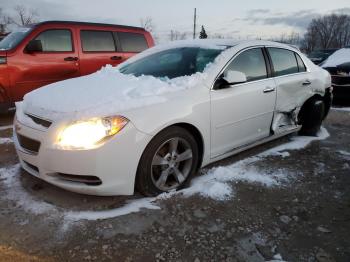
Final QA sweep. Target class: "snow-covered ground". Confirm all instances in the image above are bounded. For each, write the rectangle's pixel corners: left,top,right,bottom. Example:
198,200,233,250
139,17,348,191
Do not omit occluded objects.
332,107,350,112
0,125,13,131
0,127,329,222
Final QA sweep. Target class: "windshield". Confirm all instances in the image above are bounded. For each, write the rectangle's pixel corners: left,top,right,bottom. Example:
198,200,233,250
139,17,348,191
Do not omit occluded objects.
119,47,224,79
0,26,33,50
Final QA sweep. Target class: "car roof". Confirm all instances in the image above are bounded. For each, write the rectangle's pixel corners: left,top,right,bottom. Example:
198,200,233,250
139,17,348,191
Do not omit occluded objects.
32,20,145,31
153,39,300,51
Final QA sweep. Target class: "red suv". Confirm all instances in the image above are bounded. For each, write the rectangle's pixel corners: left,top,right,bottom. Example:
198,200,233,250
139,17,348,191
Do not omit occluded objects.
0,21,154,113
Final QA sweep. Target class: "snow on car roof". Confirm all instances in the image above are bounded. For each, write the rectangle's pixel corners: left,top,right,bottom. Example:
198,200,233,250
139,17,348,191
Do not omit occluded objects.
322,48,350,68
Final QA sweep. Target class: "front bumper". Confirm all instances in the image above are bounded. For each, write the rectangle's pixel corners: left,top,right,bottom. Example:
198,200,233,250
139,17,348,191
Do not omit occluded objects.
14,113,153,196
331,75,350,101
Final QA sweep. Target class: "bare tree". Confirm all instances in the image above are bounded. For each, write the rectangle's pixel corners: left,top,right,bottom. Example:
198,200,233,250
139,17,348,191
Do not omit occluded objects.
0,8,12,33
12,5,38,26
140,17,154,33
169,30,187,41
303,14,350,52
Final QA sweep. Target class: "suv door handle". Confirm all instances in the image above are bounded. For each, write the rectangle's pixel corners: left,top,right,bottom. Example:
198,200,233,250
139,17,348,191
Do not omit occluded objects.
111,56,123,61
263,87,275,93
64,56,79,61
302,80,311,86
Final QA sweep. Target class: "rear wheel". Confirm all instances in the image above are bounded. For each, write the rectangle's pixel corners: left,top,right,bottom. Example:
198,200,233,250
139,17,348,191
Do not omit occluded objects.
299,98,325,136
136,126,199,196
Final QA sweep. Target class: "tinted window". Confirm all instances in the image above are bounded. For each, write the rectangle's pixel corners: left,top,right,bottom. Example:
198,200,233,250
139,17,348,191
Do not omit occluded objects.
81,30,115,52
225,48,267,82
117,32,148,52
35,29,72,52
295,53,307,72
119,47,223,79
268,48,299,76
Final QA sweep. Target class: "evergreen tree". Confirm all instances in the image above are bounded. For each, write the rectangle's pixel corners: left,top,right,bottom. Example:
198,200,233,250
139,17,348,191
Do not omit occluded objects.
199,25,208,39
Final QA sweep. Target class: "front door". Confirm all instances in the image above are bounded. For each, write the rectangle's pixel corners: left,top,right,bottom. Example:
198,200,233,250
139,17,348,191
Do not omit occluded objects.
9,28,80,101
210,47,276,158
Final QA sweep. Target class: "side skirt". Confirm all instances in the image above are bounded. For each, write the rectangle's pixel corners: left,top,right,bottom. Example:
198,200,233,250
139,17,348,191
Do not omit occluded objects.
208,125,301,164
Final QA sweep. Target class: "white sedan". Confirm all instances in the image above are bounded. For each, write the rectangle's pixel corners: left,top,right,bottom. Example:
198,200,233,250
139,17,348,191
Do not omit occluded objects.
14,40,332,196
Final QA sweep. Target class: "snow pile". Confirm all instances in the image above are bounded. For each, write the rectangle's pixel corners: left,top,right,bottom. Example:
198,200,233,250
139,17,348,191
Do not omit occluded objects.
65,198,160,221
332,107,350,112
22,65,207,119
322,48,350,68
0,125,13,131
0,137,13,144
0,165,56,215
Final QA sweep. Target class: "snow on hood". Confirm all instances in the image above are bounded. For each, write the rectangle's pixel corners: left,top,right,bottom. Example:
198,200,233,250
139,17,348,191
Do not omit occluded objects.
22,65,208,120
322,48,350,68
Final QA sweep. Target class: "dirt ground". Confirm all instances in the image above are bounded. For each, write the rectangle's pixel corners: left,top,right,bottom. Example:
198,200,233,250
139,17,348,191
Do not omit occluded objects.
0,109,349,262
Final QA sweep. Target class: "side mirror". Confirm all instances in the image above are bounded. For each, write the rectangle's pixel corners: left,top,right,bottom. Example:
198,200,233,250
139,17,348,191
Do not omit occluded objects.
223,70,247,85
25,40,43,53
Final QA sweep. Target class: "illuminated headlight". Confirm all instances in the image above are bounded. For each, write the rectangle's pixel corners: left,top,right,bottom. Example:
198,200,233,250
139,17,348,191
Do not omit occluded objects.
0,57,6,64
57,116,129,149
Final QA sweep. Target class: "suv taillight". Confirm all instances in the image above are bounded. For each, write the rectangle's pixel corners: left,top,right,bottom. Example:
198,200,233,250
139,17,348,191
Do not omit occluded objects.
0,57,7,64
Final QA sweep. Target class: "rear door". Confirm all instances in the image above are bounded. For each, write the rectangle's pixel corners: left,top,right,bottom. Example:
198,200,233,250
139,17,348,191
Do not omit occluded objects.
9,28,80,101
267,47,311,113
78,29,149,76
210,47,277,157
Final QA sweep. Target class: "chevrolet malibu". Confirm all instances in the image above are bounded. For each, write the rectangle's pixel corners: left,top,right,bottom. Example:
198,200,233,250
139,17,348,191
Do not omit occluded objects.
14,40,332,196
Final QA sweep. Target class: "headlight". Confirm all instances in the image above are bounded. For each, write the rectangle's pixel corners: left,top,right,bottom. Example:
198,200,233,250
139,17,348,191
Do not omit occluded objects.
57,116,129,149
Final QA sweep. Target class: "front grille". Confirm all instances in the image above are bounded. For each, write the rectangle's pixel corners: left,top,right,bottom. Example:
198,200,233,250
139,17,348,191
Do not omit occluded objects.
57,173,102,186
17,133,41,154
25,114,52,128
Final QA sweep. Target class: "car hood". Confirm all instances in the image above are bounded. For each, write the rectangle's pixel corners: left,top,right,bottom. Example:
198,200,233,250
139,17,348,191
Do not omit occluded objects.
21,65,207,121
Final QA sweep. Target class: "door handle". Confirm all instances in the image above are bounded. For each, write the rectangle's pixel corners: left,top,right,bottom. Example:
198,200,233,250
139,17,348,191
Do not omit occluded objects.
302,80,311,86
111,56,123,61
263,87,275,93
64,56,79,61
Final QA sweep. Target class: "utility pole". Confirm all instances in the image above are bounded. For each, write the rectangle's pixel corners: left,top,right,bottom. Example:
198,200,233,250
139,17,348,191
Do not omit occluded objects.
193,8,197,39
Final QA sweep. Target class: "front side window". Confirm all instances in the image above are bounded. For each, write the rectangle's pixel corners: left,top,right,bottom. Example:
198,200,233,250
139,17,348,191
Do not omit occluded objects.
225,48,267,82
35,29,72,52
119,47,223,79
117,32,148,52
80,30,116,52
268,48,299,76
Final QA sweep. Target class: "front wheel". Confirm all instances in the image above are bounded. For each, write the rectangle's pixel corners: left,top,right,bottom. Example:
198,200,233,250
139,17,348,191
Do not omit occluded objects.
136,126,199,196
299,98,325,136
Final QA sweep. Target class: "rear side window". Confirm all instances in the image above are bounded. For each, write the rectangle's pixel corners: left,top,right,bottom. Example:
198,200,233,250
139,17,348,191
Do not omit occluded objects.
225,48,267,82
268,48,299,76
80,30,116,52
117,32,148,52
295,53,307,72
35,29,72,52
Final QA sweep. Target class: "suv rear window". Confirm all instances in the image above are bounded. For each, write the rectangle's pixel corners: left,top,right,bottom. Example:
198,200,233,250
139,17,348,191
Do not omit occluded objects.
268,48,299,77
117,32,148,52
35,29,72,52
81,30,116,52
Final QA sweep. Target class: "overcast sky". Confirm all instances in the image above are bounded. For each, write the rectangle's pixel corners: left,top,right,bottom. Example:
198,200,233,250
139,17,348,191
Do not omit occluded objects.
2,0,350,42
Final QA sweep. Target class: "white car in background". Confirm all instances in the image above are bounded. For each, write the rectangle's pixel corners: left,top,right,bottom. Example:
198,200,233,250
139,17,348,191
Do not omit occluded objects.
14,40,332,196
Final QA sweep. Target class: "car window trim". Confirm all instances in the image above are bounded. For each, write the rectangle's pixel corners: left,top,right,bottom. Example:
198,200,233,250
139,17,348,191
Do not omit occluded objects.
29,28,74,53
294,52,307,73
211,46,269,90
116,31,148,53
266,46,310,77
80,29,117,53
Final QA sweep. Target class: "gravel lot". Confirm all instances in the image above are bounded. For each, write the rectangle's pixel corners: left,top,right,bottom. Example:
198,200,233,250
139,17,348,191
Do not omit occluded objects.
0,108,349,262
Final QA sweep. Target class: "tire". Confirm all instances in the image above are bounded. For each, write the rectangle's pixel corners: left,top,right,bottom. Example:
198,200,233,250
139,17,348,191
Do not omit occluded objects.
299,98,325,136
136,126,199,196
